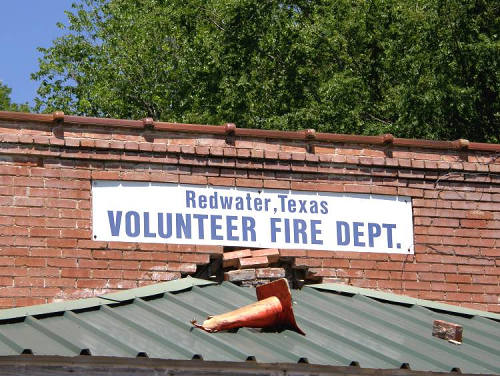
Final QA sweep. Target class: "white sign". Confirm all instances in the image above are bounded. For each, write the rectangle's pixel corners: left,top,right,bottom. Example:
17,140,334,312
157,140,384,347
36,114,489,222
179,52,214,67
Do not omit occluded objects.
92,181,414,254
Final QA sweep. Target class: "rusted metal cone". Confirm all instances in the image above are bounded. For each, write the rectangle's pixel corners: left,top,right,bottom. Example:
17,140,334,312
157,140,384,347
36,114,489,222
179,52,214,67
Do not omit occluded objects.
191,278,305,335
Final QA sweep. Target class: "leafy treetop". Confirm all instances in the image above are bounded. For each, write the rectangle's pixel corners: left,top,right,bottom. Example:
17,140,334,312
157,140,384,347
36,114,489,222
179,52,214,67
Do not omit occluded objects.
0,82,30,112
33,0,499,142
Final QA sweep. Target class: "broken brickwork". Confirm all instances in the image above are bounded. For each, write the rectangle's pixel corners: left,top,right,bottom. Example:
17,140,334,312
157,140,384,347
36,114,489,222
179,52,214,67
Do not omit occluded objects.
0,111,498,311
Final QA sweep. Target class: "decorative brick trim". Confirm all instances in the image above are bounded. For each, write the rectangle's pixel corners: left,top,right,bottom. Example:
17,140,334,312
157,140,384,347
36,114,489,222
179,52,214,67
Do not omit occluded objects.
1,111,499,152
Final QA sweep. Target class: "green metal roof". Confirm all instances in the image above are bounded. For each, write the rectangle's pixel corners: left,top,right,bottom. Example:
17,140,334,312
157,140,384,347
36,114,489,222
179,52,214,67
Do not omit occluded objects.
312,283,500,321
0,277,498,374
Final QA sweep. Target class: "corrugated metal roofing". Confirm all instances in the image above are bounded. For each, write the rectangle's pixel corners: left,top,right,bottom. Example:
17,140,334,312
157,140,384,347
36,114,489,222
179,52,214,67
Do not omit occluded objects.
0,277,498,374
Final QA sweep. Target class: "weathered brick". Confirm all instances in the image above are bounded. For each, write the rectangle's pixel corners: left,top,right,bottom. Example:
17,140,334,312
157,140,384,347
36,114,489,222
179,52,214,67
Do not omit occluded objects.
255,267,285,279
224,269,256,282
181,253,210,264
294,258,321,268
235,178,263,188
432,320,463,342
251,249,280,263
238,256,269,269
222,249,252,268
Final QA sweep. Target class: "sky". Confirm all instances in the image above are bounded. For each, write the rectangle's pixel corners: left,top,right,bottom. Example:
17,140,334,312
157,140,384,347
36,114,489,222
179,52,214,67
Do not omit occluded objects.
0,1,74,106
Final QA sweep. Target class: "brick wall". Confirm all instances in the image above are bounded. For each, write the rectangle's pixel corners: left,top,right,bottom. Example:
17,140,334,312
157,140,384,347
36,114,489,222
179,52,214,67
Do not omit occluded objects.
0,112,498,312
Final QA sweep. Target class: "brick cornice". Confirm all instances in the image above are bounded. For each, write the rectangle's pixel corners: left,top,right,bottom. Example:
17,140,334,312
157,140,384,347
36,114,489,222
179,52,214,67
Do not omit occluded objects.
1,110,498,153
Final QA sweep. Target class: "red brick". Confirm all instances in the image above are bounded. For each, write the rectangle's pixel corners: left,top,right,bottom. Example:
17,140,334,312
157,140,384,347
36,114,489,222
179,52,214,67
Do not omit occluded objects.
79,259,109,269
93,250,122,259
238,256,269,269
466,210,493,220
76,279,108,288
46,239,78,248
378,280,402,289
418,272,446,282
29,248,61,257
0,227,29,236
14,297,46,307
404,281,431,290
109,261,140,270
29,228,60,238
308,268,337,277
166,263,197,273
471,275,498,284
15,257,46,267
0,247,28,257
458,284,487,293
0,207,30,216
14,197,45,207
255,268,285,279
389,271,417,280
447,292,473,302
371,186,397,195
47,258,78,268
235,178,263,188
153,252,179,261
137,243,169,251
167,244,197,253
307,250,335,258
433,320,463,342
350,260,377,269
0,287,30,297
27,267,59,277
262,180,290,189
291,181,342,192
376,262,405,271
207,177,235,186
224,269,256,282
223,249,252,261
364,270,390,279
418,291,446,300
430,264,457,273
445,274,472,283
105,280,137,289
61,229,91,239
92,270,123,279
351,279,378,288
92,171,120,180
344,184,371,193
181,254,210,264
458,265,485,274
13,277,44,287
60,169,90,179
179,175,207,185
251,249,280,263
44,278,76,287
294,258,321,268
279,249,307,257
430,282,458,292
61,268,91,278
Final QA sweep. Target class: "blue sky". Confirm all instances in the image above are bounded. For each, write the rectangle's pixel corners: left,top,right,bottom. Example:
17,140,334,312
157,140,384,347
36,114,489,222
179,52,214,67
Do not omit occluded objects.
0,1,74,106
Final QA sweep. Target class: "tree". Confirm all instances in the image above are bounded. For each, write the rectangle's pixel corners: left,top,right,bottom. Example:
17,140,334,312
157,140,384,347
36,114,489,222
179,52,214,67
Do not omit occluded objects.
0,82,30,112
33,0,499,142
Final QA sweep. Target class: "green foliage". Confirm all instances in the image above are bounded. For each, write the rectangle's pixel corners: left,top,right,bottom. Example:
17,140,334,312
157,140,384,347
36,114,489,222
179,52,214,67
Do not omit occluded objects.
0,82,30,112
33,0,499,142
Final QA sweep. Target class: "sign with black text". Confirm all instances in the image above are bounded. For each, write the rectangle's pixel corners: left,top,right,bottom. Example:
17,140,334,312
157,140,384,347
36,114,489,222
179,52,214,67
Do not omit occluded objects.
92,181,414,254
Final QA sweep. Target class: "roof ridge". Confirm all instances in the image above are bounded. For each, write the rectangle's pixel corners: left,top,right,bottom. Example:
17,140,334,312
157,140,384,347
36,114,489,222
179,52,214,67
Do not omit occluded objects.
0,277,216,321
307,283,500,321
